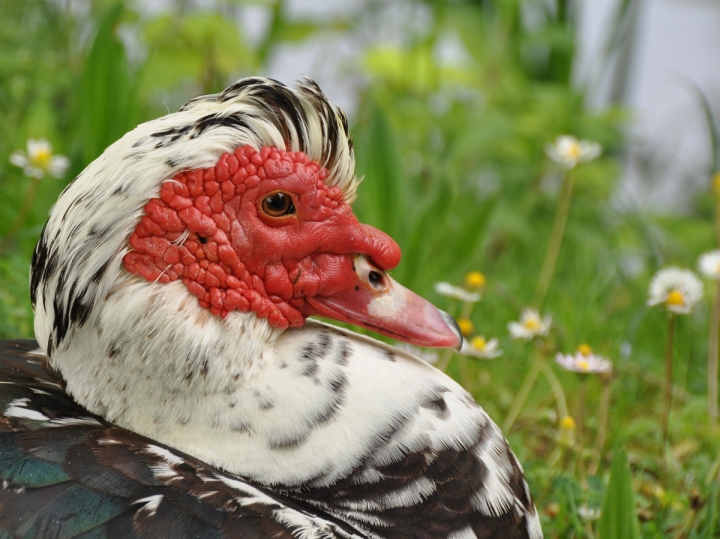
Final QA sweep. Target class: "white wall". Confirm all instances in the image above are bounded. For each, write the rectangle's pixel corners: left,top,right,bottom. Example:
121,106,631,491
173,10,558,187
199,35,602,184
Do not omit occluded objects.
577,0,720,211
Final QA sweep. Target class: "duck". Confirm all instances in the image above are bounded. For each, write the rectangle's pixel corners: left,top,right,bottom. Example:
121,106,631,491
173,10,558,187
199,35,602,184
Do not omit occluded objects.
0,77,542,539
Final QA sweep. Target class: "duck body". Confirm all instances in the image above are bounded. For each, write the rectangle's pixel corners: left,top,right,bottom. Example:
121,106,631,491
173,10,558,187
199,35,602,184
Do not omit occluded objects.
0,77,542,538
0,330,537,538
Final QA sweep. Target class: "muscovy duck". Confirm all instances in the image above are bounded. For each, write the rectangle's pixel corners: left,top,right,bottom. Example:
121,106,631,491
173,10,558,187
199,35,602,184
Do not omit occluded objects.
0,77,542,538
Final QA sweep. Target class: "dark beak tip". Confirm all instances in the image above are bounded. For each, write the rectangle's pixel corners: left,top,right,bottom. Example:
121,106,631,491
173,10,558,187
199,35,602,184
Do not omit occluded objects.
440,310,464,351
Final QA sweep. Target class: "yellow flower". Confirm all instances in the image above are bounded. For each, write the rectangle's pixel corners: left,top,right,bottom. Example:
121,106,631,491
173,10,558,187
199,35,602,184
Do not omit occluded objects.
464,271,486,290
457,318,474,337
576,343,592,356
560,416,576,431
559,415,576,445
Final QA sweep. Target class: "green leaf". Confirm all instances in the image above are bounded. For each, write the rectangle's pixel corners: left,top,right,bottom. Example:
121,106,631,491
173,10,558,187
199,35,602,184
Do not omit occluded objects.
353,98,404,241
140,11,255,97
76,2,139,166
598,448,641,539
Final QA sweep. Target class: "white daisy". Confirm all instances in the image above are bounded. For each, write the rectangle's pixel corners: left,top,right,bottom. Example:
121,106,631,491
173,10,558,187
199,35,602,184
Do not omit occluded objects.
555,352,612,374
577,505,601,521
698,250,720,280
460,336,503,359
396,343,439,365
507,308,552,340
545,135,602,170
10,138,70,179
647,267,704,315
433,282,481,303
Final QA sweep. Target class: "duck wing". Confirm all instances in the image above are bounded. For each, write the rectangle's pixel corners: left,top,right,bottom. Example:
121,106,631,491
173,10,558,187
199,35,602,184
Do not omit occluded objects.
0,340,364,539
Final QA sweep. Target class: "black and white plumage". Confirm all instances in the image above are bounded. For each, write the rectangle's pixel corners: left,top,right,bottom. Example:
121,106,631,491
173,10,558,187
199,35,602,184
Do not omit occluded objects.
0,77,543,538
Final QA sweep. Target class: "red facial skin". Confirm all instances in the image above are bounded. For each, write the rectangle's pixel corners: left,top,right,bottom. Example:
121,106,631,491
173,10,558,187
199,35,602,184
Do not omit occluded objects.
123,145,400,330
124,145,461,348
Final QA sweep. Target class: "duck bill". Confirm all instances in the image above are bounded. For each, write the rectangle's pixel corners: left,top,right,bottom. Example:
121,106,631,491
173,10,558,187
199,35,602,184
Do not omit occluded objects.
302,256,462,349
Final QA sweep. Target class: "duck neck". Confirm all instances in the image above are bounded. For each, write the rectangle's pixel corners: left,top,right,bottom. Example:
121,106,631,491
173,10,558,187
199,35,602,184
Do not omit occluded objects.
53,278,282,449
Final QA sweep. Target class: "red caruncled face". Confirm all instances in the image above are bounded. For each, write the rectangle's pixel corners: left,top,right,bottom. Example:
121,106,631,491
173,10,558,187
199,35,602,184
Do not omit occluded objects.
123,146,400,330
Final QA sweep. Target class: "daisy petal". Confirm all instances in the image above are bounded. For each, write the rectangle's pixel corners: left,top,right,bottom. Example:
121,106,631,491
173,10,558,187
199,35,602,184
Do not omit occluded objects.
647,267,703,315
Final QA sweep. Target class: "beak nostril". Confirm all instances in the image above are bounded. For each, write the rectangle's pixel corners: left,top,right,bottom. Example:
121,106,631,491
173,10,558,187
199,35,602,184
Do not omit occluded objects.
368,270,384,289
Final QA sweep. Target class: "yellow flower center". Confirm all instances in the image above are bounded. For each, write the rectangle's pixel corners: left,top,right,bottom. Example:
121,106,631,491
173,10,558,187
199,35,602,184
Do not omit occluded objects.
457,318,474,337
464,271,486,290
560,416,576,430
31,148,52,169
666,290,685,307
471,336,487,350
566,142,581,158
524,317,540,331
577,360,590,371
576,343,592,356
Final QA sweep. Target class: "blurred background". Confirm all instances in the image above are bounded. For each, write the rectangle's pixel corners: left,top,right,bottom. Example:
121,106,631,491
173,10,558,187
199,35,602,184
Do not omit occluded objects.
2,0,720,536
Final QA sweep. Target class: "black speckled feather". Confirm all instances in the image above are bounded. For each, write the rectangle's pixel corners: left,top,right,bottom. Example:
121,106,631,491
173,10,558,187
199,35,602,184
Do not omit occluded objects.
0,340,539,539
0,340,363,539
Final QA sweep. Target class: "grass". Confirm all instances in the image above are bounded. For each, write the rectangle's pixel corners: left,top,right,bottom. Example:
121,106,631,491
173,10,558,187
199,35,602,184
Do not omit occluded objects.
1,0,718,536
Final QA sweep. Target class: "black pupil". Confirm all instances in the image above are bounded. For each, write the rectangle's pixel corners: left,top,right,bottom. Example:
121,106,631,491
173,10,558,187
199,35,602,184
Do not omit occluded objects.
369,271,383,287
265,193,293,215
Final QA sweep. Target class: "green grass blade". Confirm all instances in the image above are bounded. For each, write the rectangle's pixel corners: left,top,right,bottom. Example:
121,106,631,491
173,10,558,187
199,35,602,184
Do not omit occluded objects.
701,484,718,539
598,448,641,539
353,97,404,242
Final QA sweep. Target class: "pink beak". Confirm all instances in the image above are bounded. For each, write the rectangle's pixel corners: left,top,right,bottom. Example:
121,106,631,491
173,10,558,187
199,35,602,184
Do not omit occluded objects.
302,256,462,349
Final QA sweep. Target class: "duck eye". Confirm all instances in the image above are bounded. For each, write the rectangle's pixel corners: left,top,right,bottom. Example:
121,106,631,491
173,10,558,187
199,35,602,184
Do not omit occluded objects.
261,192,295,218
